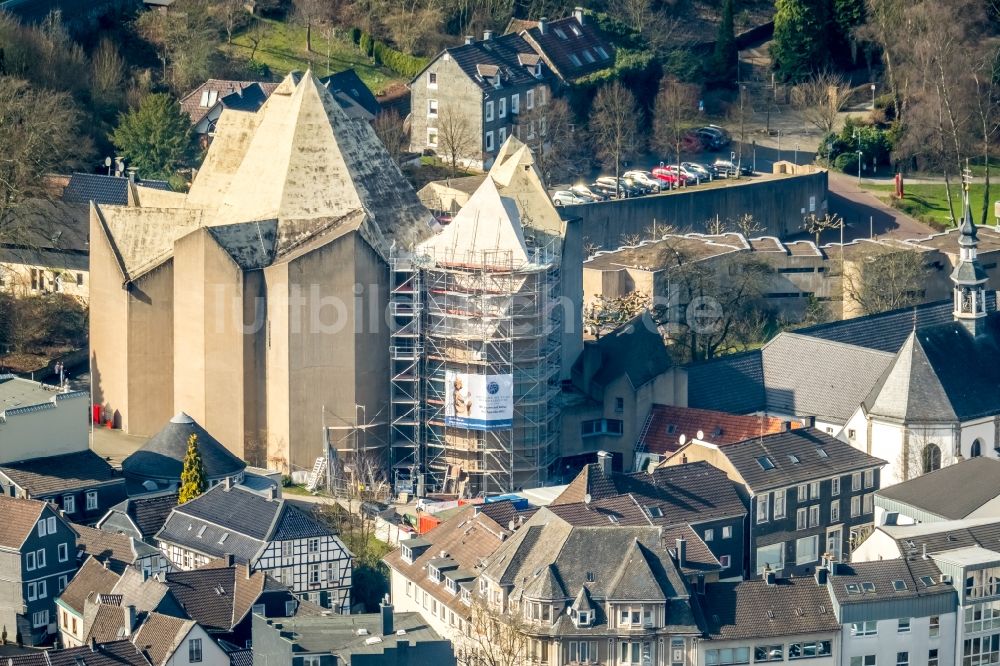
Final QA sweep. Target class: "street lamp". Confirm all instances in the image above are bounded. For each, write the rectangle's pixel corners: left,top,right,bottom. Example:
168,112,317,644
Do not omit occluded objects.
777,130,782,162
752,140,757,173
739,85,747,178
870,83,876,110
794,143,799,166
857,150,863,184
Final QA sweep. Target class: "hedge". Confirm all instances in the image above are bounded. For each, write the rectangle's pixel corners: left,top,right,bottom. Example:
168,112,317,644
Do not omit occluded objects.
350,29,429,79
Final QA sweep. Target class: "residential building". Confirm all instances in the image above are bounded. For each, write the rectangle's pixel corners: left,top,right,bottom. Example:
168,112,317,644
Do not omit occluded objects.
61,172,172,207
663,427,885,577
88,71,434,473
828,558,958,666
0,375,89,464
0,200,89,301
697,575,841,666
0,495,78,645
74,525,169,576
97,493,180,544
505,10,616,83
0,450,128,526
853,518,1000,666
132,612,229,666
408,30,554,169
121,413,248,496
155,483,352,611
875,459,1000,525
7,639,154,666
251,604,456,666
55,557,124,647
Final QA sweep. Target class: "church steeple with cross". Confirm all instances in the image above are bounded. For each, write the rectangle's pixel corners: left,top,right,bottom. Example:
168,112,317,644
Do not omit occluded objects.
952,162,989,336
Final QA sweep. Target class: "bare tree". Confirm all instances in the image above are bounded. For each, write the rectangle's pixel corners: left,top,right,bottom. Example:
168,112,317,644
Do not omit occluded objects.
91,38,125,109
705,215,728,235
372,110,407,166
583,238,602,258
217,0,248,45
652,77,698,186
436,110,477,176
791,71,852,134
802,212,842,246
518,97,580,185
461,598,527,666
245,16,271,60
733,213,764,237
842,248,926,315
643,219,676,240
292,0,328,52
590,81,641,189
584,291,650,338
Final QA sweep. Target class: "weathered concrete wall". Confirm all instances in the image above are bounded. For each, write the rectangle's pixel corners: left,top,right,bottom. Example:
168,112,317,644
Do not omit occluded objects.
562,171,829,250
125,262,175,437
89,212,130,427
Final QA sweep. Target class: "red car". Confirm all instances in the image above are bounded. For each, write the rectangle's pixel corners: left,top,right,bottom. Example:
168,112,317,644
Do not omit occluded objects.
651,166,683,186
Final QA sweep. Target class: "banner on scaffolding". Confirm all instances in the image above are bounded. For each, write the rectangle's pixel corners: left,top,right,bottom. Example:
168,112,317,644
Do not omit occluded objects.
444,371,513,430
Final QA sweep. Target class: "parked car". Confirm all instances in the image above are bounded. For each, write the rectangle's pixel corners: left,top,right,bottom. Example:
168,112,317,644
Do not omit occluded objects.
552,190,593,206
596,176,643,198
650,166,683,187
656,164,699,185
681,162,716,181
712,159,754,177
696,126,731,150
622,170,662,193
590,180,623,199
570,184,606,202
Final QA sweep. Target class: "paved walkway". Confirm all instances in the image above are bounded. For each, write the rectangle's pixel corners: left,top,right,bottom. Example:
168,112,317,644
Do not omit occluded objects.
824,171,938,242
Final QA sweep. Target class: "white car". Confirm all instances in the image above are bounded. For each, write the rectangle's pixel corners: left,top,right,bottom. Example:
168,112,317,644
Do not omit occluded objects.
622,170,662,193
552,190,592,206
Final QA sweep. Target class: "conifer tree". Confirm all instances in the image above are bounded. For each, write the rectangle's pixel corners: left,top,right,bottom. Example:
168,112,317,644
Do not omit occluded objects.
711,0,738,85
179,434,207,504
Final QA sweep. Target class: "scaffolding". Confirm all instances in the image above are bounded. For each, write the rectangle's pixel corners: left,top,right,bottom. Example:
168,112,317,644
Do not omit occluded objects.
389,238,562,497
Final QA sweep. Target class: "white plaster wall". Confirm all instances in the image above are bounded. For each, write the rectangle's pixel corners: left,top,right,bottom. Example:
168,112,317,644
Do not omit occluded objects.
959,419,997,459
840,614,956,666
163,624,228,666
850,530,903,562
0,394,88,464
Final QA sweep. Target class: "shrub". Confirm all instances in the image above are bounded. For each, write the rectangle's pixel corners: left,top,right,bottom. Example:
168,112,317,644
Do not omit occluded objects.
834,151,860,174
349,27,360,45
359,32,374,58
372,41,429,79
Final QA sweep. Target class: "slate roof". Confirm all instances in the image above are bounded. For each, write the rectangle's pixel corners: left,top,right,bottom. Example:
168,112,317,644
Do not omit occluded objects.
571,312,672,397
686,350,765,414
320,69,381,117
8,640,154,666
0,450,123,497
130,613,196,666
227,649,253,666
518,14,614,80
0,495,46,549
156,485,337,564
877,458,1000,520
163,563,279,632
435,32,548,91
74,525,160,574
828,559,954,604
639,405,797,457
700,578,840,640
99,494,179,541
123,412,246,482
863,330,958,423
476,499,539,529
256,612,444,658
62,173,169,206
179,79,265,123
709,427,885,493
59,557,120,614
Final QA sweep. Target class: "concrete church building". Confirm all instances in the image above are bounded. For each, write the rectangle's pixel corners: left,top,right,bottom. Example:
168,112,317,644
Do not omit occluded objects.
89,71,435,473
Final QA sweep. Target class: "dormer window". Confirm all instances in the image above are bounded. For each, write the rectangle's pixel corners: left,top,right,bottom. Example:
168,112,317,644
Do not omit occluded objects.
461,588,472,605
446,578,458,594
428,565,442,583
199,90,219,108
401,545,414,563
574,609,591,627
534,63,542,78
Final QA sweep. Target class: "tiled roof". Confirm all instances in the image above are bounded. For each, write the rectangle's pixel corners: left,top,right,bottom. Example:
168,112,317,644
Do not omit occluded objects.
572,312,672,396
11,640,153,666
686,350,765,414
179,79,260,123
877,458,1000,520
547,494,650,526
84,603,132,643
227,649,253,666
0,495,46,549
123,412,246,482
439,33,548,91
62,173,169,206
163,564,272,632
711,427,885,492
320,69,380,117
662,524,720,574
519,15,614,80
639,405,796,457
100,493,179,540
60,557,120,614
883,518,1000,559
131,613,195,666
828,559,954,604
75,525,159,574
0,450,123,497
476,500,539,530
700,578,840,640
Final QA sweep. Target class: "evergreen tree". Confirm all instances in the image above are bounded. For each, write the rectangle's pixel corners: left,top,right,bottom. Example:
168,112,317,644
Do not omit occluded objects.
111,93,193,180
771,0,835,82
711,0,738,85
179,434,207,504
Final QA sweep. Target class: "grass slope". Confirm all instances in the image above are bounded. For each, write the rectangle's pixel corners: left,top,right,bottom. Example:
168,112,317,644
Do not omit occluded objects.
223,19,403,94
864,182,994,228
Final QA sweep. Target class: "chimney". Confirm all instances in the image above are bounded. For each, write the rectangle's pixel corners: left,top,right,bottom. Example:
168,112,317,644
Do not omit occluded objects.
675,537,687,568
269,485,279,501
464,35,474,45
483,29,494,41
801,415,815,428
573,6,584,24
246,564,252,580
697,573,706,595
224,476,233,491
127,167,136,184
380,596,394,635
922,543,928,559
815,566,828,586
124,605,137,636
597,450,613,475
764,565,776,586
224,553,235,567
782,421,792,433
538,17,547,34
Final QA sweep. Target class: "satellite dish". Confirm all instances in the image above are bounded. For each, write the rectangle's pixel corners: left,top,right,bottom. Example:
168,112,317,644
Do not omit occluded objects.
679,434,687,445
697,430,705,440
104,157,112,167
584,493,591,504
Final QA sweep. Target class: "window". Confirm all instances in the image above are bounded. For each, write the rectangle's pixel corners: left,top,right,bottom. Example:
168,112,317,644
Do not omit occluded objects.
756,543,784,574
37,580,46,599
720,555,731,569
63,495,75,514
526,89,534,110
58,575,67,592
36,549,45,569
922,444,941,473
705,648,751,666
755,646,784,663
427,99,438,117
428,72,437,88
930,615,940,637
308,563,321,584
485,131,494,152
850,657,876,666
615,397,624,413
511,93,520,114
851,496,861,517
427,128,438,146
568,641,596,662
796,535,818,565
485,100,494,122
863,494,874,514
851,621,877,636
831,500,840,523
86,491,98,511
964,635,1000,666
27,582,37,601
26,551,35,571
722,526,733,539
704,529,714,542
499,126,507,144
973,439,984,458
808,505,820,528
303,657,321,666
757,456,775,470
281,541,293,558
809,481,820,499
832,477,841,496
898,618,911,633
929,650,938,666
757,495,770,524
308,538,320,554
797,484,809,501
47,516,56,533
852,472,862,491
774,489,786,519
796,508,807,530
32,610,48,629
537,86,546,105
499,98,506,118
188,638,203,663
581,419,623,436
864,469,874,488
37,520,47,538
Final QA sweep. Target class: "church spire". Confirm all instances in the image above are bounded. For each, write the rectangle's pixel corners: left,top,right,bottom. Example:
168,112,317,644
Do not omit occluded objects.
951,162,988,335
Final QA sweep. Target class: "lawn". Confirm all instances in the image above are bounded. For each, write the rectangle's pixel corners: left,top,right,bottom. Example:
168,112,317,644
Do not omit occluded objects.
223,19,403,95
863,182,993,227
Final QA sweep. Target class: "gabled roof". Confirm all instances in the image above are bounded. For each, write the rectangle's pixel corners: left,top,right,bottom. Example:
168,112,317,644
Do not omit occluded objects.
878,458,1000,520
179,79,270,124
0,450,123,498
10,640,154,666
703,427,885,493
99,493,179,541
75,525,160,574
686,350,765,414
434,33,546,91
63,173,169,206
571,312,672,397
864,331,958,423
639,405,796,457
123,412,246,482
59,557,120,614
131,613,197,666
523,564,567,600
319,69,381,118
0,493,46,549
608,539,668,602
828,559,954,604
518,14,614,81
164,563,280,632
700,578,840,640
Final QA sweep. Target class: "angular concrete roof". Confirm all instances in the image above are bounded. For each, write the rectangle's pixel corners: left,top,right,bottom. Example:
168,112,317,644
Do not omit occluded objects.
122,412,246,482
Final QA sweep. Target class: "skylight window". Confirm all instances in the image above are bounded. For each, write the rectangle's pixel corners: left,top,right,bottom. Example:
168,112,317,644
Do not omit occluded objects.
645,506,663,518
757,456,775,470
582,49,595,63
554,28,567,40
816,448,829,458
920,576,935,587
845,583,860,595
788,454,800,464
861,582,876,593
596,46,610,60
892,580,907,591
570,25,582,36
666,425,676,434
569,53,582,66
196,525,207,538
219,533,229,545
